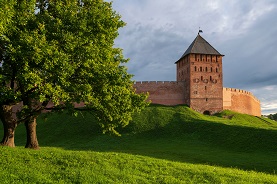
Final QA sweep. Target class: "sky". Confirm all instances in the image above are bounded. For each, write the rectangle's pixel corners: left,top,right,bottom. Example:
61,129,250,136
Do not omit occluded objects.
108,0,277,115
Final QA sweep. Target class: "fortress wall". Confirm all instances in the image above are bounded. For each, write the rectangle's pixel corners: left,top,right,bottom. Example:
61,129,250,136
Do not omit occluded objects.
223,88,261,116
190,98,223,115
134,81,186,105
11,101,86,119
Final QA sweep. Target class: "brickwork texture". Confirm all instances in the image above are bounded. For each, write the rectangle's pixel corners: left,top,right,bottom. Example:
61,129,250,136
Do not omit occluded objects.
133,34,261,116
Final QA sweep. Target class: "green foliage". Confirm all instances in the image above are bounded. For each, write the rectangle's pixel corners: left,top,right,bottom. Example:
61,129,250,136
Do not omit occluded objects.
0,0,15,34
1,106,277,183
267,113,277,121
0,0,147,135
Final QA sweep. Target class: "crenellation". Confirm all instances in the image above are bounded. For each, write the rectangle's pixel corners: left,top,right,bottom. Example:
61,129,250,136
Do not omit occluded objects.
134,34,261,116
135,81,183,85
223,87,260,103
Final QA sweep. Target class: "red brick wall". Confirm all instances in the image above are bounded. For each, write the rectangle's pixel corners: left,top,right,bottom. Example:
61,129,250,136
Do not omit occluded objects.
11,101,86,119
223,88,261,116
190,98,223,114
9,86,261,118
134,81,186,105
176,54,223,114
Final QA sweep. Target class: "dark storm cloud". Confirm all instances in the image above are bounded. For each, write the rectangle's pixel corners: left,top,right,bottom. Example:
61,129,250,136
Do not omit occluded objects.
110,0,277,114
222,8,277,89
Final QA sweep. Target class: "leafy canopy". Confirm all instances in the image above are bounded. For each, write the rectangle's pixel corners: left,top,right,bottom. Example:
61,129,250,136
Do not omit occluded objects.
0,0,148,134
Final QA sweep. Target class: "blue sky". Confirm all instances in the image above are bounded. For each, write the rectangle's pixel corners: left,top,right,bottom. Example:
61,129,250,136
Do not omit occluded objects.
109,0,277,115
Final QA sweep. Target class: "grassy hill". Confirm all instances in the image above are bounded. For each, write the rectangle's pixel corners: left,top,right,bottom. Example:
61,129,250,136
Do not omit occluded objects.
1,105,277,183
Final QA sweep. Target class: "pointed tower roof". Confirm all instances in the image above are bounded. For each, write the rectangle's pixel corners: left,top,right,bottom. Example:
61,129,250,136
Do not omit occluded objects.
176,34,224,63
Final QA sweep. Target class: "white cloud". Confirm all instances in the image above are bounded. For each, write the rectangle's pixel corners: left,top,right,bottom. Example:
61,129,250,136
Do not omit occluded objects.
250,85,277,114
110,0,277,114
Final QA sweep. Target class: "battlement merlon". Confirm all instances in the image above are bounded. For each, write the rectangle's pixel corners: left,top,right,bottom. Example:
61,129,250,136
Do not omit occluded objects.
223,87,260,102
134,81,185,85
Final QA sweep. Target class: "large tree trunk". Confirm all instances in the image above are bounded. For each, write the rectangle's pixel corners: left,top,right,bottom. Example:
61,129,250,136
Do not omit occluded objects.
0,105,17,147
25,116,40,149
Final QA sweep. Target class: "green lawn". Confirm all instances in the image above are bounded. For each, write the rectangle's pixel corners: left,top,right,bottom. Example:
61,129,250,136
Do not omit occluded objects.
1,105,277,183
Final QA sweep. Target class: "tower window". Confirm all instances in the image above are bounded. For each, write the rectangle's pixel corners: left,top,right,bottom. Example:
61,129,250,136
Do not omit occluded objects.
200,67,202,72
211,67,213,72
195,66,197,71
210,76,212,80
216,68,218,73
206,67,208,72
205,86,207,90
201,76,203,81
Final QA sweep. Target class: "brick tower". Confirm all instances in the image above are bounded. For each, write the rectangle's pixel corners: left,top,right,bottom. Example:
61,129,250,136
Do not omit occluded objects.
175,33,224,114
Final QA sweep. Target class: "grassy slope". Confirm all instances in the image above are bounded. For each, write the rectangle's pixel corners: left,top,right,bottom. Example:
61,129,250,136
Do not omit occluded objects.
1,105,277,183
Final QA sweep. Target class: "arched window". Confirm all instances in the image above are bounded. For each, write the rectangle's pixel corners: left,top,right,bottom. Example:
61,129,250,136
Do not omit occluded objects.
200,67,202,72
211,67,213,72
203,110,210,115
216,68,218,73
210,76,212,80
206,67,208,72
195,66,197,71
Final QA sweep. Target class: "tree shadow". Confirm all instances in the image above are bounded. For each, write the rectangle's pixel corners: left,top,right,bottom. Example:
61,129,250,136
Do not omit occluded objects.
3,111,277,174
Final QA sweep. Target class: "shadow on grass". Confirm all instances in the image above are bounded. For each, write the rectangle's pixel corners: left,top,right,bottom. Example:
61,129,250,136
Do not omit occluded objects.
4,110,277,174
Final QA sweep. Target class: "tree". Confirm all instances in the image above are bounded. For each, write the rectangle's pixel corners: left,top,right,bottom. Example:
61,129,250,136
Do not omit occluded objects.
0,0,148,149
0,0,18,147
0,0,15,34
267,113,277,121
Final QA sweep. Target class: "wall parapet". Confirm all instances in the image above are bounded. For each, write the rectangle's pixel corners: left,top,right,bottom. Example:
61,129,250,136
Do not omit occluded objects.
133,81,186,106
223,87,260,102
223,87,261,116
134,81,185,85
